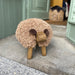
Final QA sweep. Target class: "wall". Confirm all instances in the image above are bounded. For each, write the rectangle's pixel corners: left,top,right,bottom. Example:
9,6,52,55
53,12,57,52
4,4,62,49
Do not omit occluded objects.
0,0,22,39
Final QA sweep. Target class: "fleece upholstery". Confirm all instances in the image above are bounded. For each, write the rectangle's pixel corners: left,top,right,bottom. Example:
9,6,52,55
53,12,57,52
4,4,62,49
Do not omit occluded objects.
16,18,53,48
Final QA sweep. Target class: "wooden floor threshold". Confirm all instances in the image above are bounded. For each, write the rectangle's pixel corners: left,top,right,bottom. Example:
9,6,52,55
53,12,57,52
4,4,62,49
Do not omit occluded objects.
45,20,67,26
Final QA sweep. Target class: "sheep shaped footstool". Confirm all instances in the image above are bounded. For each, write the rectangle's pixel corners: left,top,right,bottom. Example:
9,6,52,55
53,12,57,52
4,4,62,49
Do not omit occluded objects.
16,18,53,59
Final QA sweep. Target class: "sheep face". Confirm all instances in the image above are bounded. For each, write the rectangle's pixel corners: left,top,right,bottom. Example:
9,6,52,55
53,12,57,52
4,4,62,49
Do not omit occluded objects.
29,29,49,43
36,32,47,42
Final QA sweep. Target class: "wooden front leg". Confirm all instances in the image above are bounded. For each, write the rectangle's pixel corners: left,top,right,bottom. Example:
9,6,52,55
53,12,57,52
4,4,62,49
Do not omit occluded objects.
41,46,46,56
27,47,33,59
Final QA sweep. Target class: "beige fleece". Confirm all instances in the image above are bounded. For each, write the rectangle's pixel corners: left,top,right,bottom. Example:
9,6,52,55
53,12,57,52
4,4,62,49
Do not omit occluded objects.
16,18,53,48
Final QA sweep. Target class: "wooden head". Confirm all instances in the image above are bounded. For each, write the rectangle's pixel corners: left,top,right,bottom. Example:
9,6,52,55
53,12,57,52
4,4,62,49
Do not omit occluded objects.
29,29,49,42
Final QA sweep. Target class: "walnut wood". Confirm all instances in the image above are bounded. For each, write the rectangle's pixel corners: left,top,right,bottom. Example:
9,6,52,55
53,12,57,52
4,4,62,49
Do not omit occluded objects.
45,20,67,26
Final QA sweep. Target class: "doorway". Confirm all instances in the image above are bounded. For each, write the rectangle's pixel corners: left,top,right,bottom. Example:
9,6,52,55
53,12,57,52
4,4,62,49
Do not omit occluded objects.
23,0,50,20
46,0,71,26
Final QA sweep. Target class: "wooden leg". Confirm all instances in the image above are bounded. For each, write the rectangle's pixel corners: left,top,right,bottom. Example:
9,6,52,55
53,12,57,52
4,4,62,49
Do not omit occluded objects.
41,46,46,56
27,47,33,59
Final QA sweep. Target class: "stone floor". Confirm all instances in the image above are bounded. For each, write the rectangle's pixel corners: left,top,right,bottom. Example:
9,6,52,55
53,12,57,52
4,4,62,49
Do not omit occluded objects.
0,35,75,75
0,25,75,75
51,25,66,37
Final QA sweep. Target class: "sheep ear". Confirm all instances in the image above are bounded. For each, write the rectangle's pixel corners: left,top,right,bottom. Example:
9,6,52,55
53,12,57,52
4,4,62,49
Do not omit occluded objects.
44,29,49,37
29,29,37,36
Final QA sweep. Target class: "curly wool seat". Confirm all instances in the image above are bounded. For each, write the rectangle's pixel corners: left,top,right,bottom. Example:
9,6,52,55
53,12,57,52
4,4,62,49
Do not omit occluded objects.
16,18,53,48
